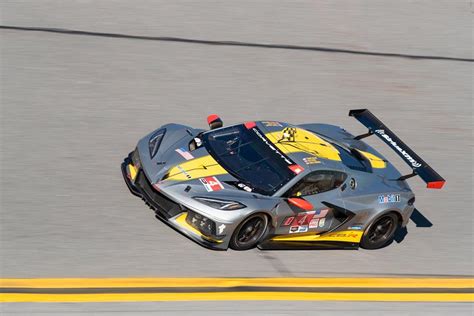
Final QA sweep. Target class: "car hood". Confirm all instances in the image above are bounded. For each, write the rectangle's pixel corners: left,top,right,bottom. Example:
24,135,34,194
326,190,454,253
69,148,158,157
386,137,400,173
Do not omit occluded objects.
136,123,258,199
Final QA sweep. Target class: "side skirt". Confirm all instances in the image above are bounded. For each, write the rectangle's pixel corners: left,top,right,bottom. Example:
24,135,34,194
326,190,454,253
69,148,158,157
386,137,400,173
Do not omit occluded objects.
257,240,359,250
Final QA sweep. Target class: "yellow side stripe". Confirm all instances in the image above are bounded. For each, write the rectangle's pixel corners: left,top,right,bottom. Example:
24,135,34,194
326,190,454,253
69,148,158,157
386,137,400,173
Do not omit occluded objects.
1,292,473,303
1,278,472,289
271,230,363,243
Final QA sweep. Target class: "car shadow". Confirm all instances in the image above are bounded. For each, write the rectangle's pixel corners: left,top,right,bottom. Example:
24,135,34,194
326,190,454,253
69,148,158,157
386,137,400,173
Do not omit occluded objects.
394,208,433,244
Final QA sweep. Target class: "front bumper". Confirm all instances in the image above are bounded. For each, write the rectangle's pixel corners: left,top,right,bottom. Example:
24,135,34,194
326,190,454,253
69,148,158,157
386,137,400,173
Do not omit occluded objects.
121,151,228,250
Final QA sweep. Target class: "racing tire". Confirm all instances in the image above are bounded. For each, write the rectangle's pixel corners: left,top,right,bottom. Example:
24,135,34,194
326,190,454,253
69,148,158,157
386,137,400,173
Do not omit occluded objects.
229,213,269,251
360,212,399,250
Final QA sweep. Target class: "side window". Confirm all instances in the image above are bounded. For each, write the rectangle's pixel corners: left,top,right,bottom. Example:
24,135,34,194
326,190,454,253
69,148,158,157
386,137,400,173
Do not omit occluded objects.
285,170,347,197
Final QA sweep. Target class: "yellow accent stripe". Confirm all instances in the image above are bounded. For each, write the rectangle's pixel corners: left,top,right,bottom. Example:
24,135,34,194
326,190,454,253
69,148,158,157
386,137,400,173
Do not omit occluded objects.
271,230,363,243
174,213,223,243
127,163,138,180
1,292,473,303
164,155,227,181
2,278,472,289
174,213,202,236
265,128,341,161
356,149,387,169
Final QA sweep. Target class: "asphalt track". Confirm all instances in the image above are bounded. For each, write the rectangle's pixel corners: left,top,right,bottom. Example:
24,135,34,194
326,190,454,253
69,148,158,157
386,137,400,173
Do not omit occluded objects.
0,0,473,314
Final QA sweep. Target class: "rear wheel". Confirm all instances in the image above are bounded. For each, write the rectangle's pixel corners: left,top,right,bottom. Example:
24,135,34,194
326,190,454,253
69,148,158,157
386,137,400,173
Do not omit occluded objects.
230,214,269,250
360,212,399,249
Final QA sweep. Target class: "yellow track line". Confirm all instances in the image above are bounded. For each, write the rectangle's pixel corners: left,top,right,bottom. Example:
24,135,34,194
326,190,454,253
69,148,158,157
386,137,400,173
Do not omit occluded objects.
1,292,473,303
1,277,472,289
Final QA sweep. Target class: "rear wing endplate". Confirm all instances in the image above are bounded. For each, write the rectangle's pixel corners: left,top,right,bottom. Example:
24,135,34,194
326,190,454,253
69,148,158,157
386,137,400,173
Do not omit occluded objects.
349,109,445,189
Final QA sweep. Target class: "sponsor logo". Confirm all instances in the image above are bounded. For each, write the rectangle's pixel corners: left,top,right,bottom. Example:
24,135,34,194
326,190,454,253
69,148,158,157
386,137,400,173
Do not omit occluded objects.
283,209,329,229
374,129,422,168
378,194,401,204
325,231,360,239
218,224,226,235
308,218,319,228
252,128,293,165
175,148,194,160
289,225,308,233
262,121,283,127
237,182,253,192
303,156,320,165
177,165,192,179
199,176,224,192
348,225,363,230
318,218,326,227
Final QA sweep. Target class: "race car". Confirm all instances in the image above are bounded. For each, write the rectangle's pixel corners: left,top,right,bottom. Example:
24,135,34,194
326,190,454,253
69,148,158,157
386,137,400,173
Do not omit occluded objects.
121,109,444,251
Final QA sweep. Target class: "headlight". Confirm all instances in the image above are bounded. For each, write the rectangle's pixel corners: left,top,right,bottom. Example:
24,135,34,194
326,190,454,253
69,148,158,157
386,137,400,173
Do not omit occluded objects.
149,129,166,158
193,197,246,210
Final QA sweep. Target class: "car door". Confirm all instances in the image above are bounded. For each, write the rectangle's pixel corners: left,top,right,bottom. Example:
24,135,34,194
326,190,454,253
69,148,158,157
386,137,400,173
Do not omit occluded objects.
273,170,348,235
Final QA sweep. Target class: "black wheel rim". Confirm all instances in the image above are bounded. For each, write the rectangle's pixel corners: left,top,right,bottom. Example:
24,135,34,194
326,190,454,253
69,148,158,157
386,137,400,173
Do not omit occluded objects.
235,216,266,247
367,215,395,245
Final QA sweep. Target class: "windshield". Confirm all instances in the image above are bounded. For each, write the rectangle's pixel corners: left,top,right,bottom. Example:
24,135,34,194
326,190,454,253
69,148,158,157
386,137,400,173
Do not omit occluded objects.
202,124,296,195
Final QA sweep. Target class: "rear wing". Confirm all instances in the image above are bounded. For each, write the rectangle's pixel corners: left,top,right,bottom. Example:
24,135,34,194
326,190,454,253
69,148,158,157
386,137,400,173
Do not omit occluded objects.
349,109,445,189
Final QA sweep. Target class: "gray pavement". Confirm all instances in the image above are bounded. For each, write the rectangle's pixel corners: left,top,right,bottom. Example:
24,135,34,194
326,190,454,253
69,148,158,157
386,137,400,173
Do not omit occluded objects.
1,301,473,316
0,0,473,314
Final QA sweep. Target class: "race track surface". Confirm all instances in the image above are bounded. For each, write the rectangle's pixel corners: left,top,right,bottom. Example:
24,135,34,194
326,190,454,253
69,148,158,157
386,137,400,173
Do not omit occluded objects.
1,1,473,314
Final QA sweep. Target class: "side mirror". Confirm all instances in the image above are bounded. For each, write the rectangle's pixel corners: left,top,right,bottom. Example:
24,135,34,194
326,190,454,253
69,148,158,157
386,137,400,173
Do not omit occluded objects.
287,197,313,211
207,114,223,130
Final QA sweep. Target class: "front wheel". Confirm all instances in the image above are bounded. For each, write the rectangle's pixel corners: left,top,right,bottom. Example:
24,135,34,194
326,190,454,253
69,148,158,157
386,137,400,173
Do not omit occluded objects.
230,213,269,250
360,212,399,249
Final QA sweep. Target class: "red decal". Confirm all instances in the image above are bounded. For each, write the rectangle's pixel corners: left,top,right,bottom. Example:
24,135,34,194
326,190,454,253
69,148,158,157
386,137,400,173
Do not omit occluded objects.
282,216,295,226
244,121,257,129
427,181,445,189
289,164,304,175
200,176,224,192
294,211,315,226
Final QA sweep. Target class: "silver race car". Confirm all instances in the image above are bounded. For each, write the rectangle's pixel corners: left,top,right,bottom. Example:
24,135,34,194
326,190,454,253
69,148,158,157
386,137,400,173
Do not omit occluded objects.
122,109,444,251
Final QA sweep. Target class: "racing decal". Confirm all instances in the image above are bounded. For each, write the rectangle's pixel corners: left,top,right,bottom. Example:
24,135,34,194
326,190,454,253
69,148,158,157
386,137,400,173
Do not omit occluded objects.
282,217,295,226
262,121,283,127
314,208,329,218
348,225,363,230
289,164,304,175
308,218,319,228
251,127,293,165
374,129,422,168
318,218,326,227
290,225,308,233
281,211,318,233
281,127,297,142
175,148,194,160
200,176,224,192
176,165,192,179
378,194,400,204
236,182,253,192
283,208,329,230
303,156,320,165
164,155,227,181
218,224,226,235
265,128,341,162
271,230,363,243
